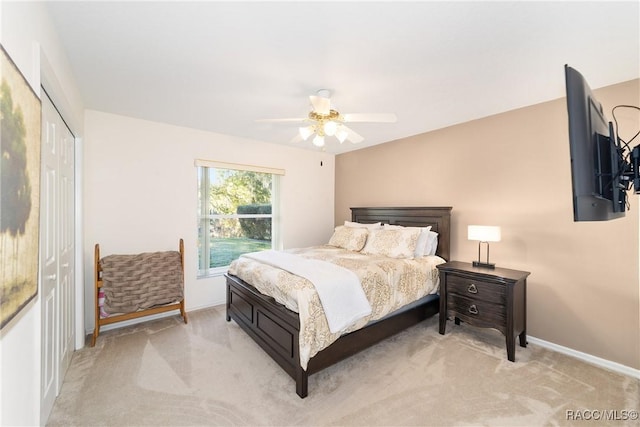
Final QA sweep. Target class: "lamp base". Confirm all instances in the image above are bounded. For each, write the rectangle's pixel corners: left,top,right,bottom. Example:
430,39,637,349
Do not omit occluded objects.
473,261,496,269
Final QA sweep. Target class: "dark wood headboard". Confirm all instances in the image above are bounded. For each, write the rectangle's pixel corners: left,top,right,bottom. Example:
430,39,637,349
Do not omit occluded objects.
350,206,452,261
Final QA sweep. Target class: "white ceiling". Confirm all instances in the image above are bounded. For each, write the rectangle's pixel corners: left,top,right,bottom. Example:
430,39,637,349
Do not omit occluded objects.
45,1,640,155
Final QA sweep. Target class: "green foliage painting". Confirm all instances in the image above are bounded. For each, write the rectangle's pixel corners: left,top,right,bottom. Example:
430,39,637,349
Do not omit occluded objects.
1,80,31,237
0,46,41,330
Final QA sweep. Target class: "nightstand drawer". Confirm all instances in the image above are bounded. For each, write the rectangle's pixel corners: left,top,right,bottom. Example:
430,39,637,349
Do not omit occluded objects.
447,274,505,304
447,294,505,326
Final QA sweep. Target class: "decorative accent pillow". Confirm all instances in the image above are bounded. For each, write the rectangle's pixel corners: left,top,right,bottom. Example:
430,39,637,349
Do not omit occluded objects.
383,224,432,257
361,228,421,259
344,221,383,230
328,226,369,251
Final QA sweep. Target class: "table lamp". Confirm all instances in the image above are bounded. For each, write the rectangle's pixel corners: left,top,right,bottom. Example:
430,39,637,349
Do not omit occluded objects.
468,225,501,269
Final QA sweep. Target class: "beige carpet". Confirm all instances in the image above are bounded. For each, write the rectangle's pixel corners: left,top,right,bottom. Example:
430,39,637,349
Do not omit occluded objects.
47,306,639,426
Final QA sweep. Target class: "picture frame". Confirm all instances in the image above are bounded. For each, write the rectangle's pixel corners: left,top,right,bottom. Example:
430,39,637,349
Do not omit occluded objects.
0,44,42,329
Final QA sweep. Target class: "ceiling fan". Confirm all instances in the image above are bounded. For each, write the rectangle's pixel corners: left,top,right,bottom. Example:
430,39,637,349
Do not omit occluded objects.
256,89,397,147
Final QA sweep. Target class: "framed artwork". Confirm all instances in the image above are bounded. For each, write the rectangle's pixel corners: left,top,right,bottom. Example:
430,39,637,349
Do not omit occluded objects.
0,44,42,329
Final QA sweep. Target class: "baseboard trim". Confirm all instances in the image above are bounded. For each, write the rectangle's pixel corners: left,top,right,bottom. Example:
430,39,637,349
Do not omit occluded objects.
528,336,640,379
83,301,226,338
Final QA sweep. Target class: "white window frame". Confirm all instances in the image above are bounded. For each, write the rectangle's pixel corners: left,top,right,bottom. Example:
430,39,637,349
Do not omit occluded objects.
195,159,284,278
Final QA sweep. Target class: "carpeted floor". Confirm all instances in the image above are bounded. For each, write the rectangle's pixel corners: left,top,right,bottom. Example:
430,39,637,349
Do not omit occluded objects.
47,306,639,426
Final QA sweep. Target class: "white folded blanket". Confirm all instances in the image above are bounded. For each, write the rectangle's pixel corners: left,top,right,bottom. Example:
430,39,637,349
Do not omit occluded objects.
241,250,372,333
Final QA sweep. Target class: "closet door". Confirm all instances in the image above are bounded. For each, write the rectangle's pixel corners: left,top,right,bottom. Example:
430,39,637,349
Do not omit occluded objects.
40,91,75,422
58,107,74,383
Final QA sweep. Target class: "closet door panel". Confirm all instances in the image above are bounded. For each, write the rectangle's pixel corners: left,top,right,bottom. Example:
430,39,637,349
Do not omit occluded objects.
40,94,58,422
58,117,75,382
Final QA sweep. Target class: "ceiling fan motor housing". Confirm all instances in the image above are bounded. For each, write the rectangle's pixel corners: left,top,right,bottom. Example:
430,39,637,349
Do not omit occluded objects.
309,109,341,122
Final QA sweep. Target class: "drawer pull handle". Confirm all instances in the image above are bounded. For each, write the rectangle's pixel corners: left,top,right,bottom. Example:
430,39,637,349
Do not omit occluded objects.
469,304,479,315
467,284,478,294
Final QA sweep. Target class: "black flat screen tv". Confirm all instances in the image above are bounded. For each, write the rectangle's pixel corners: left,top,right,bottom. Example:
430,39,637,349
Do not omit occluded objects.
565,65,627,221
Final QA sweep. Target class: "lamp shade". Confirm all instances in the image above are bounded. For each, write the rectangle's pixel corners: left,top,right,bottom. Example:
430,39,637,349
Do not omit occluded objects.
323,120,338,136
468,225,501,242
312,134,325,147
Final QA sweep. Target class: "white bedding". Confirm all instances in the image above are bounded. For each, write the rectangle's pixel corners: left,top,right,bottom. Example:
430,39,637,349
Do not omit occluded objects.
241,250,371,333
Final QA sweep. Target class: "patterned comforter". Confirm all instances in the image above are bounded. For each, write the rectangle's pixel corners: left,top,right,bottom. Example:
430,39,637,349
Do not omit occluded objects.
228,245,444,370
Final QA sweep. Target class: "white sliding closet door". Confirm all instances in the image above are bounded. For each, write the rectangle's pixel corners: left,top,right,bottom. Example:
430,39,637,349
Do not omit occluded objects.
57,97,75,385
40,90,75,422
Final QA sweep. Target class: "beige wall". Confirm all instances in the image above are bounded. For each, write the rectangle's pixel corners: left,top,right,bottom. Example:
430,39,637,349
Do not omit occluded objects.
336,79,640,370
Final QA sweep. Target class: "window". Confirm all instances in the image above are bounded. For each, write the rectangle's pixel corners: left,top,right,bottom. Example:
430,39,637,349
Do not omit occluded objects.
196,160,283,277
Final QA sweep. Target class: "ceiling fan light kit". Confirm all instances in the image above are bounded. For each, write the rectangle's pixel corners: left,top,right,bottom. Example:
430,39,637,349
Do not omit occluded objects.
323,120,338,136
258,90,397,148
312,134,325,147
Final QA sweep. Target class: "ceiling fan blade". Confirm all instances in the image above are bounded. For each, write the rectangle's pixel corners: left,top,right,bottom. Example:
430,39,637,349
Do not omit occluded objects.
309,95,331,115
256,118,306,123
290,134,303,143
342,113,397,123
343,125,364,144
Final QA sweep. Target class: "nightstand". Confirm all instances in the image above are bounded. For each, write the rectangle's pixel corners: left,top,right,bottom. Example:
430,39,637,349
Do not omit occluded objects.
436,261,530,362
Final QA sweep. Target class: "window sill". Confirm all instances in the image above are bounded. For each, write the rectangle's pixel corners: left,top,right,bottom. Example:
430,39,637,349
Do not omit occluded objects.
197,267,229,280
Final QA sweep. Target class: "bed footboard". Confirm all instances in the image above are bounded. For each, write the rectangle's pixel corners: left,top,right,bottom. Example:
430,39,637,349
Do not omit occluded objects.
226,273,439,398
226,273,307,395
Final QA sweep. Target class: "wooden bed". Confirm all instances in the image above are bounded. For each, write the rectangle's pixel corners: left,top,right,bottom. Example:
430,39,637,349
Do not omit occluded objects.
225,206,452,398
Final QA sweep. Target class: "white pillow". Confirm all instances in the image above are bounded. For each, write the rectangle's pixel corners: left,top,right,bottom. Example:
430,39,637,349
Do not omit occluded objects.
344,221,383,230
383,224,432,257
328,226,369,251
361,228,421,259
424,231,439,256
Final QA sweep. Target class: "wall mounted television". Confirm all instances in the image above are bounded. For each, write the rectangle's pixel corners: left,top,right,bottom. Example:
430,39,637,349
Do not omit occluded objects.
565,65,639,222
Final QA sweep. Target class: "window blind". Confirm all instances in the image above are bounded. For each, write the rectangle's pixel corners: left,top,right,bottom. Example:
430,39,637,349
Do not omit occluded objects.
194,159,285,176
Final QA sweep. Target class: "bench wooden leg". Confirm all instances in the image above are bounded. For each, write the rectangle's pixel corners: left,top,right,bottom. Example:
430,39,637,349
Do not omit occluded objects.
91,326,99,347
180,301,188,324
